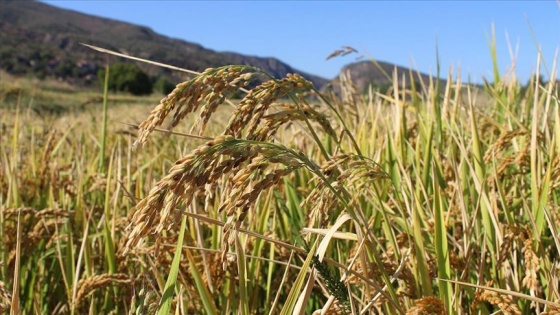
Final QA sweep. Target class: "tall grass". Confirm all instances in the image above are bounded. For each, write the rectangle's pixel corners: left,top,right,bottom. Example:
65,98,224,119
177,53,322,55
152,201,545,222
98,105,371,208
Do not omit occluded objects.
0,44,559,315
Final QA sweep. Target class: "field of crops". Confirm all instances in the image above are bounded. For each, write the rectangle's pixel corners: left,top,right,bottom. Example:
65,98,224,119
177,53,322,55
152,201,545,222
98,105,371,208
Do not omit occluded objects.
1,52,559,314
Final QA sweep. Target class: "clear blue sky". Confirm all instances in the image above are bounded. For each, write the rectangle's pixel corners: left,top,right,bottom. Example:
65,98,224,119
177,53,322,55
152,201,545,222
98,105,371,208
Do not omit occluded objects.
42,1,559,84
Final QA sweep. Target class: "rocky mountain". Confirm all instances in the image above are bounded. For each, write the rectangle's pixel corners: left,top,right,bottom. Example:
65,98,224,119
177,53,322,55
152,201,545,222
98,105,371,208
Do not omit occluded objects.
0,0,328,88
326,60,443,94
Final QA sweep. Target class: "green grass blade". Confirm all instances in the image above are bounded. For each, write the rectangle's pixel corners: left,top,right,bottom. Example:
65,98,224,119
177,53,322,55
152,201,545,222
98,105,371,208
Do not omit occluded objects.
530,56,547,237
184,245,218,315
236,233,250,315
279,240,317,315
432,165,452,313
98,62,110,173
158,215,188,315
468,97,497,258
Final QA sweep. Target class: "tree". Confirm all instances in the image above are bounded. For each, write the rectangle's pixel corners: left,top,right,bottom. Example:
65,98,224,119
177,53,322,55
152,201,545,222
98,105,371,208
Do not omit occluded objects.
98,62,153,95
54,59,75,79
153,77,176,95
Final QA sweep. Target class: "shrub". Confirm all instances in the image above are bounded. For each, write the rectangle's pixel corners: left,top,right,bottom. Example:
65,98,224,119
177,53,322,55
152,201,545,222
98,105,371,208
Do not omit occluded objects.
98,62,153,95
153,77,175,95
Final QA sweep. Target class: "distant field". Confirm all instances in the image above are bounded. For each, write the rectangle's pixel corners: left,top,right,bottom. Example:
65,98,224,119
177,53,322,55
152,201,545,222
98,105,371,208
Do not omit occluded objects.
0,71,163,114
1,60,559,315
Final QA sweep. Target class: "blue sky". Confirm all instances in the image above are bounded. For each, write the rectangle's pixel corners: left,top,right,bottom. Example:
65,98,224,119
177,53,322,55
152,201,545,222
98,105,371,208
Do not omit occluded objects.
42,1,559,84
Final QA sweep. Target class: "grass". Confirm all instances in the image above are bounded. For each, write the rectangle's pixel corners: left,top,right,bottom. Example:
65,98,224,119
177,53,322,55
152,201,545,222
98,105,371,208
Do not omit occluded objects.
0,45,559,315
0,70,163,115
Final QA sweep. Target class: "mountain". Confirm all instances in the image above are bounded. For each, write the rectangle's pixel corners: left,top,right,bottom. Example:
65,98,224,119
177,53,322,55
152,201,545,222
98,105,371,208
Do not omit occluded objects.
0,0,328,89
326,60,444,94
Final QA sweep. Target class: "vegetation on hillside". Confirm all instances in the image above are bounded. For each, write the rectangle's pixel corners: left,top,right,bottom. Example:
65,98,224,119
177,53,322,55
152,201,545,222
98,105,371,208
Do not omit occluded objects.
0,45,559,315
0,1,328,89
97,63,153,96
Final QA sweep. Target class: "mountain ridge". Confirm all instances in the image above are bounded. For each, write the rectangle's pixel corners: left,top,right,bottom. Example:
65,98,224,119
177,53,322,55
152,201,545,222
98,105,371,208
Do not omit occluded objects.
0,0,329,88
326,59,445,94
0,0,443,94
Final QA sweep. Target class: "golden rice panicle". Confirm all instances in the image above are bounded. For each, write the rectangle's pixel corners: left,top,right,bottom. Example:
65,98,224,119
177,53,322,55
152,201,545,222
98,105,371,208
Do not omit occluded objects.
301,154,388,227
301,179,339,228
217,145,302,216
500,226,541,293
300,154,350,227
479,290,521,315
406,296,446,315
341,155,389,189
3,208,74,266
218,144,307,262
540,304,560,315
325,46,358,61
521,238,540,292
233,167,294,222
218,156,269,217
134,80,187,148
471,281,521,315
0,279,11,314
225,73,313,139
75,273,132,307
483,130,527,164
39,129,58,188
498,225,522,268
131,277,160,315
134,66,250,148
123,182,169,254
193,72,254,135
124,135,234,253
249,103,337,141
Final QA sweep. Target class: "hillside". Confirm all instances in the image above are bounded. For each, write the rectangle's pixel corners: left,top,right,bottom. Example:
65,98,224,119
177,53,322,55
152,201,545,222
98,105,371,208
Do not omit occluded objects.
0,1,450,95
326,60,445,94
0,0,328,88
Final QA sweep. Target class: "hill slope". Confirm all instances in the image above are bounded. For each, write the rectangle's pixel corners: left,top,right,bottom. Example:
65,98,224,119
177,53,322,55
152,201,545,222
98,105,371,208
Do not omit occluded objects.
0,0,328,88
326,60,445,94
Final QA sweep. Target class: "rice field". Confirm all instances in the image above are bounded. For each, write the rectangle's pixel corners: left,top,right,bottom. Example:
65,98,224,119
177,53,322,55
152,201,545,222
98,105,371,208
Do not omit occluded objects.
0,49,559,315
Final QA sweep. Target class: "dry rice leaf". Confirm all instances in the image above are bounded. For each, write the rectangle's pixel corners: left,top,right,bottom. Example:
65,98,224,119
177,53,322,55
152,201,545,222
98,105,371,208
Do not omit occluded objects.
316,213,353,262
301,228,358,241
293,269,317,315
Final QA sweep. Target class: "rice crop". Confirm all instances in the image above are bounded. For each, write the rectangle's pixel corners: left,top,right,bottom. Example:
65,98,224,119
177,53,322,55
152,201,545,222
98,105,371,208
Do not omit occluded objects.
1,44,559,315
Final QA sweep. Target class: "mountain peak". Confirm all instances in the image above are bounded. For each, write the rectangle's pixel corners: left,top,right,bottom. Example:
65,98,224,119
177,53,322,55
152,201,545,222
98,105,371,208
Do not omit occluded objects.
326,60,441,93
